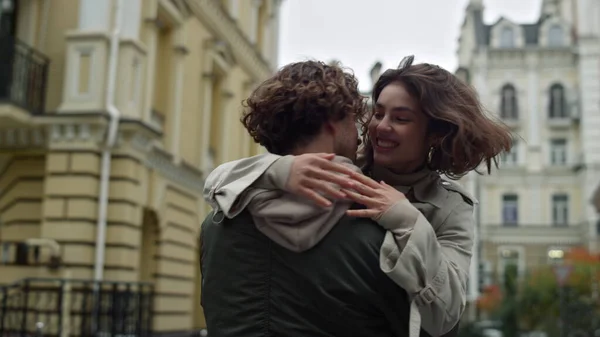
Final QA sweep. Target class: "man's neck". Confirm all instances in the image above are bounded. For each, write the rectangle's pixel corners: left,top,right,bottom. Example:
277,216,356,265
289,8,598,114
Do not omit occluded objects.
291,138,334,156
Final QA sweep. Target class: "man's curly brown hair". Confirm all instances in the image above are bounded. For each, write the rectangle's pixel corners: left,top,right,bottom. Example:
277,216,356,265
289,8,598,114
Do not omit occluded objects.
241,61,367,155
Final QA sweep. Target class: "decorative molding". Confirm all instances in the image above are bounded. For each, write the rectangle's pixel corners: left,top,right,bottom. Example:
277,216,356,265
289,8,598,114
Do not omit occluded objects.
187,0,272,80
204,38,236,69
0,128,47,148
202,72,215,80
158,0,185,27
174,45,189,55
490,18,526,49
170,0,193,19
121,39,148,55
49,124,96,142
539,16,573,47
130,131,155,153
144,17,167,29
145,146,204,194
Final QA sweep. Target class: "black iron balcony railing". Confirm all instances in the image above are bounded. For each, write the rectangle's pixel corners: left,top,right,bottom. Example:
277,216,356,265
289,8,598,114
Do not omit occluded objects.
0,35,50,115
0,278,153,337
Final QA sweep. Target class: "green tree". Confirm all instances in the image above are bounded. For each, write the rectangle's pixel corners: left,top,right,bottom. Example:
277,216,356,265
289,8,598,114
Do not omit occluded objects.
498,264,519,337
515,248,600,335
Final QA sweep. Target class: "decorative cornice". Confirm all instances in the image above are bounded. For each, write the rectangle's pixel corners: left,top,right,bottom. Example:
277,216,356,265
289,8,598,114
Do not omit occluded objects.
145,146,204,194
205,38,236,68
170,0,193,19
187,0,272,80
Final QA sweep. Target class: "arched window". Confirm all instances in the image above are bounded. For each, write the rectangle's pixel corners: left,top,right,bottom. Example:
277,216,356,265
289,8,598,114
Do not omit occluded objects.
549,83,567,118
500,84,518,119
502,194,519,226
548,24,564,46
500,27,515,48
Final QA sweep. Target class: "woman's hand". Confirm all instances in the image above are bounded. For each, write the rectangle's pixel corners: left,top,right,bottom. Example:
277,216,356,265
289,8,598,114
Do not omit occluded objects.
341,173,407,219
285,153,358,207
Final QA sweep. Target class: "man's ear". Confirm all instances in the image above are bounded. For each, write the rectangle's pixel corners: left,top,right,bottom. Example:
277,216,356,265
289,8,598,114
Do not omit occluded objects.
324,120,337,135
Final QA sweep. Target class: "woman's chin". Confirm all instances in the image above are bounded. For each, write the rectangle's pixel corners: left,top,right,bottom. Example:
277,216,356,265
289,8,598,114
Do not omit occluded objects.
373,152,395,167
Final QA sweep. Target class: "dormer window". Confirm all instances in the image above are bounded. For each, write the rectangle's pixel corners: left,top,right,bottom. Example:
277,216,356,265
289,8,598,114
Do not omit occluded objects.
500,84,518,119
500,27,515,48
548,24,564,46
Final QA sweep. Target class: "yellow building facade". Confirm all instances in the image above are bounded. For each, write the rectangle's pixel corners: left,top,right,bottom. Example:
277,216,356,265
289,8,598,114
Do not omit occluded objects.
0,0,282,335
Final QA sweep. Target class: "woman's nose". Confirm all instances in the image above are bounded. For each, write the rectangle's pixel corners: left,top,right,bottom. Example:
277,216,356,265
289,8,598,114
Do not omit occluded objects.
376,117,393,132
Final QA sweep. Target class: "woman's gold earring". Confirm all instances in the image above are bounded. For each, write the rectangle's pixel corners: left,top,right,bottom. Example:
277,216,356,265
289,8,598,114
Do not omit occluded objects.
427,146,435,166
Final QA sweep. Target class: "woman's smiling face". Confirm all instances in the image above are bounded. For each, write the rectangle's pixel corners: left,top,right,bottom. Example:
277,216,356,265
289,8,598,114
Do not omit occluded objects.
368,81,430,173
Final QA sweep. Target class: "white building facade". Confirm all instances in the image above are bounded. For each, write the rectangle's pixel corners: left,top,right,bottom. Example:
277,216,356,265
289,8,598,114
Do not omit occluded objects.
456,0,600,301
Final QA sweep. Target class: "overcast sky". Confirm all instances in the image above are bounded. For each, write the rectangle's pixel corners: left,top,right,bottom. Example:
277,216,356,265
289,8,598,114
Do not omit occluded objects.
277,0,542,91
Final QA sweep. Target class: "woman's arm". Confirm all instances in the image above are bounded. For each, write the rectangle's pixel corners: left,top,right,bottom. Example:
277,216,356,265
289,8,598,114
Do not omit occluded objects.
378,198,473,337
339,174,473,337
203,153,356,217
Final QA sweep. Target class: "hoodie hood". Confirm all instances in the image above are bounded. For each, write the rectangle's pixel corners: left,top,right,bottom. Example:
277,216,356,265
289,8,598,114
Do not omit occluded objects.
247,156,361,252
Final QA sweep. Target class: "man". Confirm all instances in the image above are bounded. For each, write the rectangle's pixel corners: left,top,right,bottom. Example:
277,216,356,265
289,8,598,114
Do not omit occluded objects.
200,61,457,336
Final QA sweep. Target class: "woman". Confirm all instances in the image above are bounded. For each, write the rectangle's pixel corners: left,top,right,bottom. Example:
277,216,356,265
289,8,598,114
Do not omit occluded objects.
204,56,512,337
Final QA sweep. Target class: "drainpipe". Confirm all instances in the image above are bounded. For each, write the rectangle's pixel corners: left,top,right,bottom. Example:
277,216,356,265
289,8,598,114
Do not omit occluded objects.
94,0,123,283
37,0,51,51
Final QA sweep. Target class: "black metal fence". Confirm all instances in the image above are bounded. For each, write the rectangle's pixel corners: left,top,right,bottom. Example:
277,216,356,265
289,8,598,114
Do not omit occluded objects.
0,35,50,115
0,278,153,337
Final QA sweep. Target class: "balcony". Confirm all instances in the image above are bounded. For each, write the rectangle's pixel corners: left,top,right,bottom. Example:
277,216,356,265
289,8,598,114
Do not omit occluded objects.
481,223,584,245
0,278,153,337
0,35,50,116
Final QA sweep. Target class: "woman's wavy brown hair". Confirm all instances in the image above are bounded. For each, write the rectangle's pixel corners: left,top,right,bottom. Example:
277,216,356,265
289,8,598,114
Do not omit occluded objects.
241,60,367,155
361,56,512,179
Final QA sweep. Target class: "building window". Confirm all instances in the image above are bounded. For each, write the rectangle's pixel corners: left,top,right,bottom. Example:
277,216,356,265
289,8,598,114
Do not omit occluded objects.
501,139,518,166
500,84,518,119
550,139,567,165
502,194,519,226
548,24,564,46
1,243,9,264
500,249,519,266
547,248,565,264
499,248,522,278
552,194,569,226
500,27,515,48
549,83,567,119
